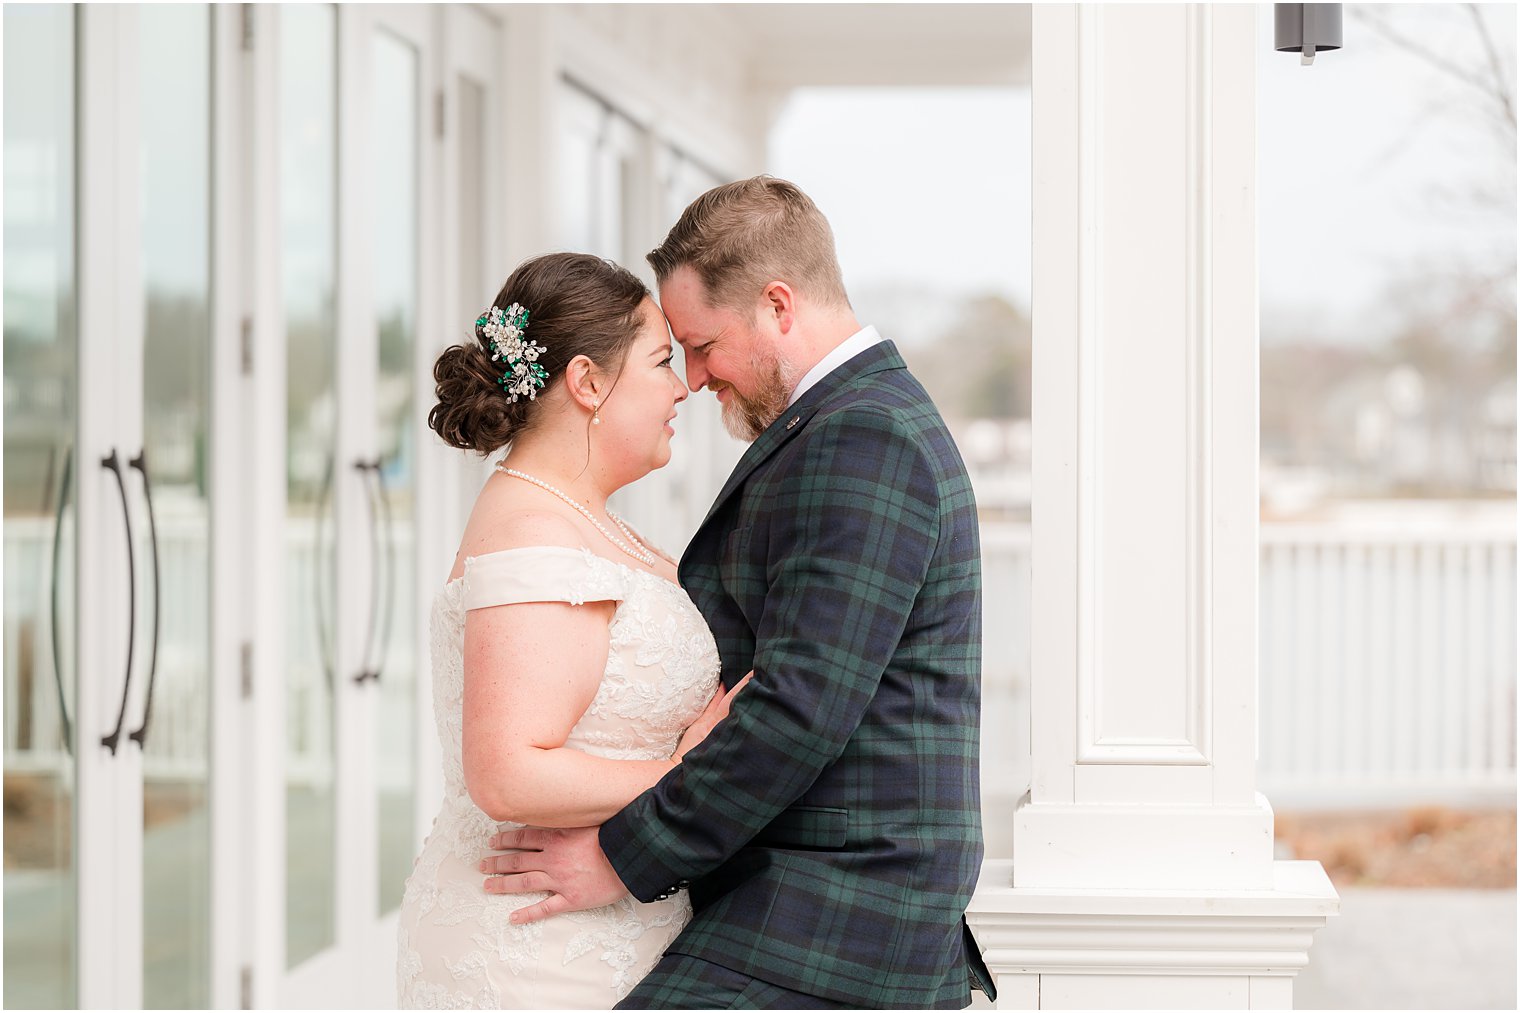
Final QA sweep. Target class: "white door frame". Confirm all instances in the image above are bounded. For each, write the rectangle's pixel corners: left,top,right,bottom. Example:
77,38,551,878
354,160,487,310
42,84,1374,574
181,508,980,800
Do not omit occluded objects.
76,6,144,1007
209,7,248,1010
243,1,287,1003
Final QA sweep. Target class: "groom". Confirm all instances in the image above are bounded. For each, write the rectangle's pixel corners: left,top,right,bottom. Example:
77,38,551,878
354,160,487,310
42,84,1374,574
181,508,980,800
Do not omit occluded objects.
482,176,993,1009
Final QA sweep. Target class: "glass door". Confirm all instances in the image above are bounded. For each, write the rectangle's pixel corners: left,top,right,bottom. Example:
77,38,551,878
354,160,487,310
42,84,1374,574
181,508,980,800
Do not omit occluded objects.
5,4,497,1007
272,5,463,1003
3,6,79,1007
280,2,341,976
369,17,422,924
3,6,236,1008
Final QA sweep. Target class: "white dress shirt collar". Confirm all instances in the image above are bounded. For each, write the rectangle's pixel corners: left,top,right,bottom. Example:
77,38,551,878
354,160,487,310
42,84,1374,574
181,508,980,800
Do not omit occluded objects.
786,325,883,408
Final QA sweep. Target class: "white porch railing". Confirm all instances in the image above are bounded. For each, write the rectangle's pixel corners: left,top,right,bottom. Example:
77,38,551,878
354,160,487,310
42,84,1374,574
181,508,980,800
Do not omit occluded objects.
6,517,1516,805
974,521,1518,810
1258,525,1517,806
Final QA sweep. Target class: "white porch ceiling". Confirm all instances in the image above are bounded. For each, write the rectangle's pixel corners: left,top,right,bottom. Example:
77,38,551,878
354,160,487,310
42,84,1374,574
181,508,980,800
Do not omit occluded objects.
580,4,1033,91
723,4,1031,89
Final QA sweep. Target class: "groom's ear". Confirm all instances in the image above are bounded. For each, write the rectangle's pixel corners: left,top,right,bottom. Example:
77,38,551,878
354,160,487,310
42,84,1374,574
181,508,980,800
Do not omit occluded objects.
760,281,796,336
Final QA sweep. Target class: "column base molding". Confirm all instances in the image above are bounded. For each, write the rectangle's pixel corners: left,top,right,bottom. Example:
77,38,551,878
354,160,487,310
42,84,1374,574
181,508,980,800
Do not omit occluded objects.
966,859,1339,1010
1013,792,1278,890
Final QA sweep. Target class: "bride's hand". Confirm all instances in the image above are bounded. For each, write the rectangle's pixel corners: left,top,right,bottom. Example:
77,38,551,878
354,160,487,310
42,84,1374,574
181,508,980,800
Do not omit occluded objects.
675,671,753,760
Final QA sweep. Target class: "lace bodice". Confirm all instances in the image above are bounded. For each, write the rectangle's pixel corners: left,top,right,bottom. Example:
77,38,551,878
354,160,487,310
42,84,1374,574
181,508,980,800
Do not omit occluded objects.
397,545,721,1008
434,545,721,785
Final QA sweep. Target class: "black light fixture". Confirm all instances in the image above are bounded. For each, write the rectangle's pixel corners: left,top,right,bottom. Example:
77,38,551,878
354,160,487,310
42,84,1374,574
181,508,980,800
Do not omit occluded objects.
1275,4,1343,66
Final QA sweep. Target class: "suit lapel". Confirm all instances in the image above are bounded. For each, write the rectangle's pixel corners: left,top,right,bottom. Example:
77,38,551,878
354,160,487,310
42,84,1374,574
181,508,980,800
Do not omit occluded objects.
692,341,907,534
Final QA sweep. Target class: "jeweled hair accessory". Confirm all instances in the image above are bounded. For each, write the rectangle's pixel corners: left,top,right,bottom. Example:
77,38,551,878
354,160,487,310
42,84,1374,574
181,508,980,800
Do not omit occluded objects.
477,302,548,402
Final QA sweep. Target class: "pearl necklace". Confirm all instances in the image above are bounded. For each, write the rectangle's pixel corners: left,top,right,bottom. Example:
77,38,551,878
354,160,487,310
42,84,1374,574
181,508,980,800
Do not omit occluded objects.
496,465,656,567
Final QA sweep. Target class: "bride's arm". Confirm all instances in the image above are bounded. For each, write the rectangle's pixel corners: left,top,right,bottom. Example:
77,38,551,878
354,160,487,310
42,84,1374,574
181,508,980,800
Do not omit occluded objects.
462,597,685,828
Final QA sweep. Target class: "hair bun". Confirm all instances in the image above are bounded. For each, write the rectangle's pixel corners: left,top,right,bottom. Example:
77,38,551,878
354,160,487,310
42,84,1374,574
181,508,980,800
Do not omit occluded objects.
428,343,529,453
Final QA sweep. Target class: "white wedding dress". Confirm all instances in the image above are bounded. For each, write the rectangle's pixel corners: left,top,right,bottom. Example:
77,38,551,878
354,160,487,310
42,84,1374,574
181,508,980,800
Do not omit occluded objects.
397,545,721,1009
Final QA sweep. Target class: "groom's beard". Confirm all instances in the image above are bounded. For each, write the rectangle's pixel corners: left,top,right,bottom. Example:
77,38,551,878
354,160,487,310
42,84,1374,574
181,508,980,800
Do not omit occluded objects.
717,347,800,443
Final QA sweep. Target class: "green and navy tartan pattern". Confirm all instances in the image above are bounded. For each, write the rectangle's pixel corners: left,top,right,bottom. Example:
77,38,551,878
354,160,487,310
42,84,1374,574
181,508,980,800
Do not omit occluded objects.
618,953,857,1009
600,342,991,1009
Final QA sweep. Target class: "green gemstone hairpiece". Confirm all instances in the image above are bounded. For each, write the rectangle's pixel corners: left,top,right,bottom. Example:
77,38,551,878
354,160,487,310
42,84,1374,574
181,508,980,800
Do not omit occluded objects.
476,303,547,402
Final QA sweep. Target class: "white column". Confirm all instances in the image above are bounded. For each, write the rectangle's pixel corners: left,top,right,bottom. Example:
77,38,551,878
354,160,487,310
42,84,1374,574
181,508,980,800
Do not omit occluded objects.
966,6,1338,1008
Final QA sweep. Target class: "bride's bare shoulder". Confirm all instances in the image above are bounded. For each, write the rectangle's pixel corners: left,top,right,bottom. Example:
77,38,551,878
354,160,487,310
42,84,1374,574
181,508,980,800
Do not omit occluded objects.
469,509,583,552
450,486,589,581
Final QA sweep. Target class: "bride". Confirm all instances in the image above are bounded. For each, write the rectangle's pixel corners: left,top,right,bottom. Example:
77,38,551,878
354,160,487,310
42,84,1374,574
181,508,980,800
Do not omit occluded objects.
397,252,744,1008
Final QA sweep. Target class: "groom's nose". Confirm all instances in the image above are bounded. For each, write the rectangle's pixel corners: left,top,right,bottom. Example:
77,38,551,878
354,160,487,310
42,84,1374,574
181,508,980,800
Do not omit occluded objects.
684,358,709,392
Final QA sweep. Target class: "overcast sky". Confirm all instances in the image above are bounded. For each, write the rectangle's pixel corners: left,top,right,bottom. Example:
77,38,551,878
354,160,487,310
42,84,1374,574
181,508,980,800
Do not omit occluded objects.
770,86,1031,308
769,4,1516,346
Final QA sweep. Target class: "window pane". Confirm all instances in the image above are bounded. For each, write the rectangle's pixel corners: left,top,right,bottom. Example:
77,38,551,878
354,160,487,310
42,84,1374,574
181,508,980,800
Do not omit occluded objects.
457,75,488,318
138,5,214,1005
372,27,419,916
556,83,603,252
281,2,339,969
2,5,77,1007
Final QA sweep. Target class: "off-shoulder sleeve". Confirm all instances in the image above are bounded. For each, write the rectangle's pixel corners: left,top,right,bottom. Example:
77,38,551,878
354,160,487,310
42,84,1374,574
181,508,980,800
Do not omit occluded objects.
461,546,630,611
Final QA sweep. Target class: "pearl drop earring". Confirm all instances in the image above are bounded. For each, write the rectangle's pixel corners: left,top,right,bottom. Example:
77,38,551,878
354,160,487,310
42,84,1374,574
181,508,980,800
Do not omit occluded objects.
592,400,601,425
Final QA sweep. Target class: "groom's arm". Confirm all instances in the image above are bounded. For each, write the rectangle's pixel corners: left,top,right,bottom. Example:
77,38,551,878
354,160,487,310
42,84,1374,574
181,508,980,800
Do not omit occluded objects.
599,406,942,902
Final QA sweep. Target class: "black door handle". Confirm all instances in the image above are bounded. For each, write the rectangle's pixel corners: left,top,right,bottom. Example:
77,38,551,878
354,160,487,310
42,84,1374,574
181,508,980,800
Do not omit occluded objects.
49,444,74,755
352,457,382,685
99,449,136,755
314,452,336,693
127,450,161,749
370,458,395,683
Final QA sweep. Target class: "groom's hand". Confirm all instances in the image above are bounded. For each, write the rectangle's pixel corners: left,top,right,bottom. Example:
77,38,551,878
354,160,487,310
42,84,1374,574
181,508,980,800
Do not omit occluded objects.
480,826,630,924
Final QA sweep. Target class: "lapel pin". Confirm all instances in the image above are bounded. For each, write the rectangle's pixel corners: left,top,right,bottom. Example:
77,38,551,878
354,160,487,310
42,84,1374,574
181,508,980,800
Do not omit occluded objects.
785,416,800,430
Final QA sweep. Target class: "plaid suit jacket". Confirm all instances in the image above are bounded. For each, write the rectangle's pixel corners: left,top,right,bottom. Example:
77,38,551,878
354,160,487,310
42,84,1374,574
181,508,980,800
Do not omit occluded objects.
600,341,992,1008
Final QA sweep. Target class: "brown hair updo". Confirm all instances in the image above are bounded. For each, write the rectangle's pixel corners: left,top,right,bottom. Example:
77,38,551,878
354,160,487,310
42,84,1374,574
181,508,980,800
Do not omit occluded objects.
429,252,650,454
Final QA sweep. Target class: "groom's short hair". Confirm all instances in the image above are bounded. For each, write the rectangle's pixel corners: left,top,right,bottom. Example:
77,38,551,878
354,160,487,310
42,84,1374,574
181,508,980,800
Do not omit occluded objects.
648,176,850,313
